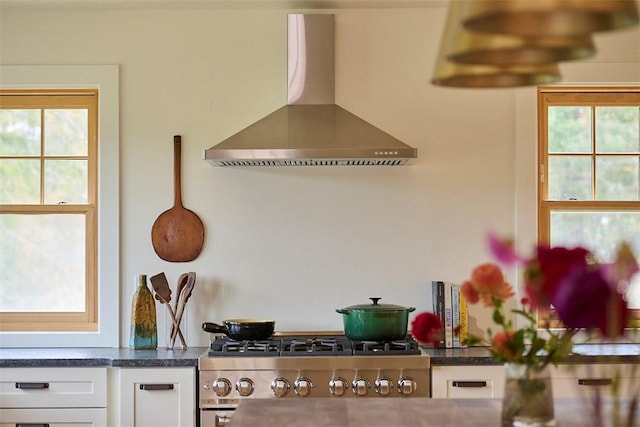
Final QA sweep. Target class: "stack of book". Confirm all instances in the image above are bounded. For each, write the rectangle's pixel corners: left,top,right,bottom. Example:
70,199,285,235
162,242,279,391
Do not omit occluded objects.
431,280,468,348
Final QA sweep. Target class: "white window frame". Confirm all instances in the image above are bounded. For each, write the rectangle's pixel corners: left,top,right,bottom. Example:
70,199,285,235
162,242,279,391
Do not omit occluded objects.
0,65,119,347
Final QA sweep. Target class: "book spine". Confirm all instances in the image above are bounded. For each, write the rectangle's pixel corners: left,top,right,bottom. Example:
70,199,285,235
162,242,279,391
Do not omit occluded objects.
459,289,468,347
432,281,445,347
451,284,460,348
444,282,453,348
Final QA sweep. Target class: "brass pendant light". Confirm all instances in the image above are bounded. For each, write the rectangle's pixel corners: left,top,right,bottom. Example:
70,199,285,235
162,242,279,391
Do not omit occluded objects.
431,59,561,88
462,0,640,37
445,1,596,66
446,31,596,66
431,0,562,88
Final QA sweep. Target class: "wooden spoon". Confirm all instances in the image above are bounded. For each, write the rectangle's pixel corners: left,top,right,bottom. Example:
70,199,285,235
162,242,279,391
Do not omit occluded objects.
149,272,187,348
169,272,190,345
170,272,196,347
151,135,205,262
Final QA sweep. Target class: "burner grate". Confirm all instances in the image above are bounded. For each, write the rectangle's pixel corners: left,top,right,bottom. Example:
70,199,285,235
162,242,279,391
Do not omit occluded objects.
206,335,421,357
281,337,353,356
209,338,282,357
353,339,421,356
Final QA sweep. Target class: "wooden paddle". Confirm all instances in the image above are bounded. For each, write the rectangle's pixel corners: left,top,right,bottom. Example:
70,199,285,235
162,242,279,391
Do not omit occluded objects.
151,135,205,262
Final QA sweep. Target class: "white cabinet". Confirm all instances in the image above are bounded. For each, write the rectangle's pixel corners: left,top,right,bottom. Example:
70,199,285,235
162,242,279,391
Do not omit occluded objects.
0,367,107,427
111,367,195,427
431,363,640,401
551,363,640,399
431,365,505,398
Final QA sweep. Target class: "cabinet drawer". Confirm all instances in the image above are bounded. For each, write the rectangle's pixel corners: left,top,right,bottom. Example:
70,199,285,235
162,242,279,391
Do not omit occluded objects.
551,364,639,399
431,365,505,398
0,408,107,426
0,368,107,408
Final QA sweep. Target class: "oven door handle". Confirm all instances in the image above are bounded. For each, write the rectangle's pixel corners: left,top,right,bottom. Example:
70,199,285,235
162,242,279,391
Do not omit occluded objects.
215,414,232,427
201,408,236,427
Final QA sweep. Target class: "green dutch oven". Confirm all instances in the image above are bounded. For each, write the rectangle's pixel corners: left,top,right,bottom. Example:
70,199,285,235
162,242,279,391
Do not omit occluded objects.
336,297,416,341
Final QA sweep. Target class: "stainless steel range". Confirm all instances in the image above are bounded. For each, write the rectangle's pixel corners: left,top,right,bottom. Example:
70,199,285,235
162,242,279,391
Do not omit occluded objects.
198,334,430,427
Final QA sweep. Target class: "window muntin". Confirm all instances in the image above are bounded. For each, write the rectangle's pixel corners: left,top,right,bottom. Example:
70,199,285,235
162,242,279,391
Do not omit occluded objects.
538,88,640,314
0,90,98,331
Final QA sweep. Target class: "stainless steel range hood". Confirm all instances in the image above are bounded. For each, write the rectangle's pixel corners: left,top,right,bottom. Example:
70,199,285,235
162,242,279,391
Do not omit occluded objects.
204,14,418,167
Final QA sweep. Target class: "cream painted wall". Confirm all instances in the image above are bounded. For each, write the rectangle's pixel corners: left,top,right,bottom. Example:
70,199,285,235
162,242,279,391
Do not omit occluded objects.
1,2,639,347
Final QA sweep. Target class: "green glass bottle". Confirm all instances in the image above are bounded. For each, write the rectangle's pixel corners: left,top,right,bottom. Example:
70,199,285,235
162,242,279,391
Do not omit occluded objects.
129,274,158,349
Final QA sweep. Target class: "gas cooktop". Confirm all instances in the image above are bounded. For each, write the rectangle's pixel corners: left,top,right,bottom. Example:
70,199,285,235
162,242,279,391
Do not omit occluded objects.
205,334,421,357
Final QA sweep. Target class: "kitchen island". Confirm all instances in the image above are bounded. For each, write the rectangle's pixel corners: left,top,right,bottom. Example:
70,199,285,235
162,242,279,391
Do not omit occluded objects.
229,397,624,426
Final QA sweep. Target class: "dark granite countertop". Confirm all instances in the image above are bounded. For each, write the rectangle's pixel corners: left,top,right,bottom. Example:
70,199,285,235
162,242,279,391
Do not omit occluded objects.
1,343,637,368
423,343,640,365
0,347,208,368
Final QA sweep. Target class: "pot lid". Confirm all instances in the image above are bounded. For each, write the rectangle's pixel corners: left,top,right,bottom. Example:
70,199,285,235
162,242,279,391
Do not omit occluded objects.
340,297,413,312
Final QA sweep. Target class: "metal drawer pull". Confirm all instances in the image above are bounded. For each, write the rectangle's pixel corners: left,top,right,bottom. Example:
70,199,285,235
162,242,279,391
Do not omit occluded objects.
15,382,49,390
578,379,612,386
452,381,487,388
139,383,174,391
16,424,50,427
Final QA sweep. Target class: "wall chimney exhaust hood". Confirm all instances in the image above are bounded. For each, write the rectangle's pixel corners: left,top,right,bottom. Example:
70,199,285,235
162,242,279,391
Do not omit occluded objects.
204,14,418,166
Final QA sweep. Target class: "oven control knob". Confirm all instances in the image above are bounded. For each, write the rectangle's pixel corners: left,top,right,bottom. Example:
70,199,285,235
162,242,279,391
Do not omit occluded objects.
329,377,348,397
212,378,232,397
294,377,313,397
398,377,417,396
271,378,290,398
352,378,370,396
375,377,394,396
236,378,255,397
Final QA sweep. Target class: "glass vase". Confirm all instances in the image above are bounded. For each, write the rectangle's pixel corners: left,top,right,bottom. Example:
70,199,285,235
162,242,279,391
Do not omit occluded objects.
129,274,158,349
502,363,555,427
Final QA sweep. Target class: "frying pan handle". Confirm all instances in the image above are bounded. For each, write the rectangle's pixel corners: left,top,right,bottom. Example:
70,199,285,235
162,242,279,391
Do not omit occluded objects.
202,322,228,334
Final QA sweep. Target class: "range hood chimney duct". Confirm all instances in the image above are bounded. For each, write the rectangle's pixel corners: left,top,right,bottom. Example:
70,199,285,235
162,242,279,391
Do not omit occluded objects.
204,14,418,167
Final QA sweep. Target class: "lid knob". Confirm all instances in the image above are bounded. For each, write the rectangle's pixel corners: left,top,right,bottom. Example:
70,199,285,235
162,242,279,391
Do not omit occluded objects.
369,297,381,305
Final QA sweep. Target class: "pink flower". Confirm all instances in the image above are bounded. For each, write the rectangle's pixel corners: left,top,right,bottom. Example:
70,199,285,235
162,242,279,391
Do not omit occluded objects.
411,312,443,347
487,232,522,267
491,330,522,361
461,280,480,304
469,263,514,307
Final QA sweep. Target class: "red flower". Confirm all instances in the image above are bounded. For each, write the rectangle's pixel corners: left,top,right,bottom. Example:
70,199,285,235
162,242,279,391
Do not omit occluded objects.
551,266,628,338
411,312,443,347
524,245,590,311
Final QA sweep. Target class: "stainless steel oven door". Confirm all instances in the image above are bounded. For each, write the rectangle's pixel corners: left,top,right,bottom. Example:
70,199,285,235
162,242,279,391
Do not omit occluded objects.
201,408,234,427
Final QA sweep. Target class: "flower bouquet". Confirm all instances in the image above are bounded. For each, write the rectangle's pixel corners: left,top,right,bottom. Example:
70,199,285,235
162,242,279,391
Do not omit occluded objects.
412,233,639,427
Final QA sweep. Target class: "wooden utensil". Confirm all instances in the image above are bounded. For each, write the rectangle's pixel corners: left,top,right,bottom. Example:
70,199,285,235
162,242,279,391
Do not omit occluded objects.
149,272,187,348
169,272,193,346
170,272,196,348
172,273,190,319
151,135,205,262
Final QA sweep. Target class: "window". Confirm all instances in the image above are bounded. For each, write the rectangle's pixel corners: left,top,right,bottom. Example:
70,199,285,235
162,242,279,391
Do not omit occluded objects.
0,90,98,331
537,86,640,319
0,65,118,347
